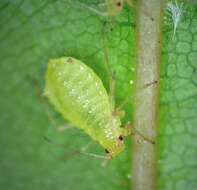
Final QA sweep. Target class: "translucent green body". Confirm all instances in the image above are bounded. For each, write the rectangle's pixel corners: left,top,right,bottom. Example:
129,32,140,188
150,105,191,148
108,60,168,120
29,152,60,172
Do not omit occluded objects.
106,0,124,15
44,57,125,158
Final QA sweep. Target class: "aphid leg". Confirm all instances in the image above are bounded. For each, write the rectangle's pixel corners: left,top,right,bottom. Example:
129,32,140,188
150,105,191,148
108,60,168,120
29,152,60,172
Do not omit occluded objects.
26,75,71,131
101,22,116,109
43,136,111,160
122,122,155,144
115,80,158,112
80,141,96,152
101,157,108,168
25,75,56,126
76,1,109,17
56,124,73,132
122,121,132,137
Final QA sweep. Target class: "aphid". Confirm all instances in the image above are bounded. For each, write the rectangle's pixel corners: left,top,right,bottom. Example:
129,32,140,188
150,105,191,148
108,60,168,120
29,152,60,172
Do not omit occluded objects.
43,24,157,159
44,56,128,159
44,57,156,158
106,0,124,16
78,0,153,20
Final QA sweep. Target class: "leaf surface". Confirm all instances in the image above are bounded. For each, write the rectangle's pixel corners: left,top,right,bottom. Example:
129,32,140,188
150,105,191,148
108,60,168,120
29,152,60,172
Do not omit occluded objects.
0,1,196,190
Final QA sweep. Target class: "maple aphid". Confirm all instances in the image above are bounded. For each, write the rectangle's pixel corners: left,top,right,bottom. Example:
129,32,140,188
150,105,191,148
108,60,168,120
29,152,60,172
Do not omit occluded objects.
106,0,124,16
107,0,154,20
78,0,154,20
44,57,127,158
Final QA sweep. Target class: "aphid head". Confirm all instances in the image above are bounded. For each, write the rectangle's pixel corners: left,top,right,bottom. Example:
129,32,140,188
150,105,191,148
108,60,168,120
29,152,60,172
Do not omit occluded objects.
107,0,123,16
104,135,125,158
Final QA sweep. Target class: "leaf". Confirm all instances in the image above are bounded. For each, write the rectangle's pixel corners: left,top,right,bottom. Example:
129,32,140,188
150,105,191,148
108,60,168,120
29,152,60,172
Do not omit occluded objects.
0,0,196,190
158,3,197,189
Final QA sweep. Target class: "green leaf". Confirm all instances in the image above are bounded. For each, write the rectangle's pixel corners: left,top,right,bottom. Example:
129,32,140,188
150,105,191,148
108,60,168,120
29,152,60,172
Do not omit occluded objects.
0,0,196,190
158,3,197,189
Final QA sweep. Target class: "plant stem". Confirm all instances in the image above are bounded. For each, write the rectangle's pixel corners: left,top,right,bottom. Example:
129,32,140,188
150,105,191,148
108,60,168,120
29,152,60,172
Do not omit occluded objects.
132,0,164,190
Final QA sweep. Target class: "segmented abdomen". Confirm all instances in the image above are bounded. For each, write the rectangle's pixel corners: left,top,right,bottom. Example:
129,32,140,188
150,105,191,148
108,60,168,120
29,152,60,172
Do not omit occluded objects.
44,57,121,149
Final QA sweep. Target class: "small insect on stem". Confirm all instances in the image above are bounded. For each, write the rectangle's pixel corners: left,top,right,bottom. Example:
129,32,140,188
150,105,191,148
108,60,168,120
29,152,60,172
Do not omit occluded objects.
44,56,126,158
76,0,154,20
43,22,157,159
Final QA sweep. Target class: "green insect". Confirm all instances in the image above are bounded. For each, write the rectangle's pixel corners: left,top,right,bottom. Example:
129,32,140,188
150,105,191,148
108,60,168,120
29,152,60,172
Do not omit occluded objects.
43,22,156,159
78,0,132,16
44,56,129,159
78,0,153,20
44,55,156,159
106,0,126,15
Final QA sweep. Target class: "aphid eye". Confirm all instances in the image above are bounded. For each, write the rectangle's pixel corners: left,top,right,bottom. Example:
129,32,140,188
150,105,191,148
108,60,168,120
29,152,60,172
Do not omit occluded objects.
105,149,110,154
119,135,123,141
116,1,122,7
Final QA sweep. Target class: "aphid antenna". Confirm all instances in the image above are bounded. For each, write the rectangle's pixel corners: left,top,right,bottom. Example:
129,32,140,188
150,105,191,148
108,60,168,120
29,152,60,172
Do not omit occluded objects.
98,2,107,8
116,80,158,112
75,0,154,21
75,1,108,17
101,21,116,109
43,136,111,160
101,21,113,78
56,124,74,132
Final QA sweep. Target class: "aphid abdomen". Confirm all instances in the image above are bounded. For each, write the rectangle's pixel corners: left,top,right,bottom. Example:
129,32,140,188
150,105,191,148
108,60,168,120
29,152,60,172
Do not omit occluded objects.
44,57,124,157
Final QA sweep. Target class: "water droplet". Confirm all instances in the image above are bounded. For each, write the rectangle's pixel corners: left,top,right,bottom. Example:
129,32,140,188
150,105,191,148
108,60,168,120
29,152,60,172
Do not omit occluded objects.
85,89,89,95
108,131,112,135
129,80,134,85
69,88,76,96
91,107,96,112
78,81,82,86
95,82,98,86
88,73,92,78
82,100,89,109
80,66,84,71
64,81,67,86
143,139,148,143
99,91,103,96
130,67,135,71
44,90,50,96
82,103,88,108
127,173,132,179
99,121,103,126
137,138,144,144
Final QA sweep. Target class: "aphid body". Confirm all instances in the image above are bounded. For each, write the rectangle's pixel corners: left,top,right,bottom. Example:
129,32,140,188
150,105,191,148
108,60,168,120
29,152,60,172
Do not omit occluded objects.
44,57,125,158
78,0,132,16
79,0,153,21
106,0,124,15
